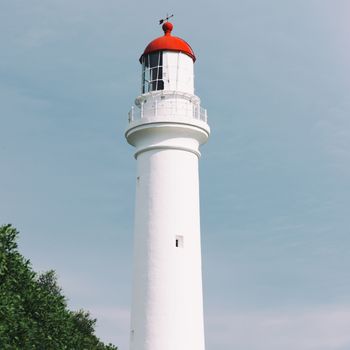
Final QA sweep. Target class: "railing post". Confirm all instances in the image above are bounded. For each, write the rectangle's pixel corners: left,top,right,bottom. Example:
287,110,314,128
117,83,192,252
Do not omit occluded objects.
141,101,144,119
155,100,157,118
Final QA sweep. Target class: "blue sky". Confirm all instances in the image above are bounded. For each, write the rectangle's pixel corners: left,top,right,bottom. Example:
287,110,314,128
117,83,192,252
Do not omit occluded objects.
1,1,350,349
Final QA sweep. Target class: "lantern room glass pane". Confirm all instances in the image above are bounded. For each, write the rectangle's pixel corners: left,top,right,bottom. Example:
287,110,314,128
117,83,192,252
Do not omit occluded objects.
142,52,164,93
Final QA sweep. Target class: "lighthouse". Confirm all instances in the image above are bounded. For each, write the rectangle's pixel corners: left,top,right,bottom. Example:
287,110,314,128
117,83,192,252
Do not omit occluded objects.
126,20,210,350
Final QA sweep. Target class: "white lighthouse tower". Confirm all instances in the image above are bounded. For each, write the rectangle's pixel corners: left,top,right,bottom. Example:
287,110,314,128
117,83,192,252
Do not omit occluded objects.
126,20,210,350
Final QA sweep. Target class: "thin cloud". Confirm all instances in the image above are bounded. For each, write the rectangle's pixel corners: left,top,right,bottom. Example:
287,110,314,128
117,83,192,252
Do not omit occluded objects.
89,305,130,349
206,305,350,350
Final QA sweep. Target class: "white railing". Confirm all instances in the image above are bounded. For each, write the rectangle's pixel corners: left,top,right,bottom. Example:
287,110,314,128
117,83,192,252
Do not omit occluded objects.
128,103,208,124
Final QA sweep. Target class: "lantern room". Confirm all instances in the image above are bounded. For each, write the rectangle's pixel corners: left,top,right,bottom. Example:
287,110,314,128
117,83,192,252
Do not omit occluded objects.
140,22,195,95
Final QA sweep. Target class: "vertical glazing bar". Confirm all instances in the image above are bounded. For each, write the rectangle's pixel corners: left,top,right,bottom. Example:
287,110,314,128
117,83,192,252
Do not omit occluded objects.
157,52,161,90
141,57,144,94
147,55,150,92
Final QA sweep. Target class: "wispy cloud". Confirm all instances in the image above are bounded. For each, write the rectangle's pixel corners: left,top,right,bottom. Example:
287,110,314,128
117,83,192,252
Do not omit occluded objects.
206,305,350,350
316,102,350,173
89,305,130,349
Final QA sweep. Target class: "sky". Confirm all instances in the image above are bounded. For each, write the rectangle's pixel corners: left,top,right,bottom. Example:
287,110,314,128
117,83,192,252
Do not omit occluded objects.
1,0,350,349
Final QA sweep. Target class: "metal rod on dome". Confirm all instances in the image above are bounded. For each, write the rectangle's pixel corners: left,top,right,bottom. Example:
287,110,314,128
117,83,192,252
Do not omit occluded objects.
159,14,174,25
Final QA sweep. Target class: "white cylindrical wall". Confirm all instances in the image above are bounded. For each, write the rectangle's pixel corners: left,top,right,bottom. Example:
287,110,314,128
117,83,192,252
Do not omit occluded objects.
129,147,205,350
163,51,194,94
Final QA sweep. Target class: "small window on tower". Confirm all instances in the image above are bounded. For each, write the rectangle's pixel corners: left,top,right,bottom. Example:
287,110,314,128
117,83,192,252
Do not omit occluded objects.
175,235,184,248
141,52,164,93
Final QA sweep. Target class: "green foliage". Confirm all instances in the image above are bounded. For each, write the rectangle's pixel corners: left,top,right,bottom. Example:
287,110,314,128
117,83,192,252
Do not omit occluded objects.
0,224,118,350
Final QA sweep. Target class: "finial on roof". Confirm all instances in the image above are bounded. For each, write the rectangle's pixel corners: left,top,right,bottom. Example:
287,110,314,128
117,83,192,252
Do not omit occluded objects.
162,21,173,36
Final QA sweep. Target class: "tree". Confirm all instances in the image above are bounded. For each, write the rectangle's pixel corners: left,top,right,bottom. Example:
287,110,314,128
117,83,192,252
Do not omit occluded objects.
0,224,118,350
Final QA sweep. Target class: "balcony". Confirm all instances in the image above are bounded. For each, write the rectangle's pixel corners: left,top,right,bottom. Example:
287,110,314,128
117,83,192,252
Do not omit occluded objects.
128,98,208,124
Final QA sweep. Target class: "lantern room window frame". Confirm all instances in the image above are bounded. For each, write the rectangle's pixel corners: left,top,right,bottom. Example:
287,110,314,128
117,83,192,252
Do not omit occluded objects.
141,52,164,93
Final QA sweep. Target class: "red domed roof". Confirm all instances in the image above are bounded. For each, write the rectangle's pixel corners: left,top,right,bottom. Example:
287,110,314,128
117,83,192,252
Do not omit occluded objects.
140,22,196,63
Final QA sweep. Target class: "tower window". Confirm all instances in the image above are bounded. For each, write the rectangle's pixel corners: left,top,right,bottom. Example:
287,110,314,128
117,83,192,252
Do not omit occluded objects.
175,235,184,248
141,52,164,93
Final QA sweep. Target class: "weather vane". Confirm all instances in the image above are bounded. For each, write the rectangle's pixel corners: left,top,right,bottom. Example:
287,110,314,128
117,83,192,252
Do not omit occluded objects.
159,14,174,25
